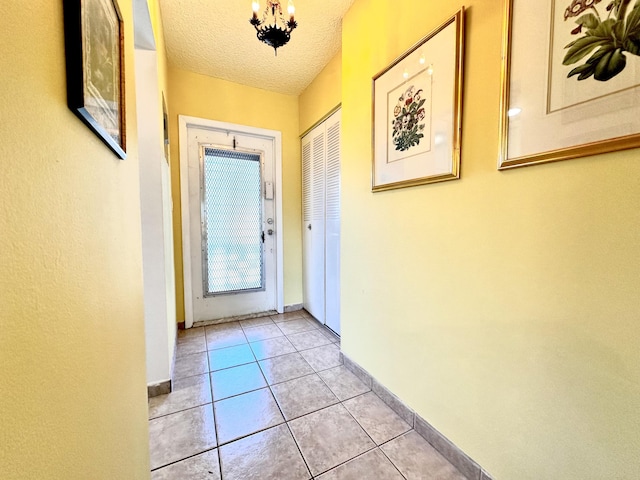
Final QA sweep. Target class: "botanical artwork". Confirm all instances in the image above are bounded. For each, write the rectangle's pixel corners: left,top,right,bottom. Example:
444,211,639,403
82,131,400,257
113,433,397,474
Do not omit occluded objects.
386,69,432,164
82,0,121,144
391,86,427,151
562,0,640,82
549,0,640,111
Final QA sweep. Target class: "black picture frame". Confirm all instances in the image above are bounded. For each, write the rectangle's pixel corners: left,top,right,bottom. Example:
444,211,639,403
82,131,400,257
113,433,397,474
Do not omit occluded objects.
63,0,126,159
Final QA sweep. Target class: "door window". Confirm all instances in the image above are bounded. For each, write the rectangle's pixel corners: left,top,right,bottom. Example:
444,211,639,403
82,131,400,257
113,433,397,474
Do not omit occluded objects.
202,147,263,296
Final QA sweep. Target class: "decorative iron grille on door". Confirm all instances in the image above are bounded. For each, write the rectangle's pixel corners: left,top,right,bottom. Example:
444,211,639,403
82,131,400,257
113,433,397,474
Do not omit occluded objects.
201,147,264,296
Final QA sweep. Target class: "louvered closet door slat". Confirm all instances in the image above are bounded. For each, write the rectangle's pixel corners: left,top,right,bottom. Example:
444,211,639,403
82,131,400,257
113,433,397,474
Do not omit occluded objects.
325,120,340,221
302,142,312,223
312,133,325,222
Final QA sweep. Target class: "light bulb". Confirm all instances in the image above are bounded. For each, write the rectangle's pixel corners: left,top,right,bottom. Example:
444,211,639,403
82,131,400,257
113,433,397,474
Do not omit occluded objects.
288,0,295,16
419,55,425,65
252,0,260,13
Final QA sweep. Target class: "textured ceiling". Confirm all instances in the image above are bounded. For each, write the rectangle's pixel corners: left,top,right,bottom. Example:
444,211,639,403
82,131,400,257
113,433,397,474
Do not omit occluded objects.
159,0,354,96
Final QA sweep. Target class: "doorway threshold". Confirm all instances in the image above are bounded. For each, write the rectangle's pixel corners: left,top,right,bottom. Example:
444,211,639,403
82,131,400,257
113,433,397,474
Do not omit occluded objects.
193,310,278,328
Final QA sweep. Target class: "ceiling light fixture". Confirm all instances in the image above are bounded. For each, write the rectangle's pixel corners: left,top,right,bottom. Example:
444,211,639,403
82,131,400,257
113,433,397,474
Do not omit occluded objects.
250,0,298,55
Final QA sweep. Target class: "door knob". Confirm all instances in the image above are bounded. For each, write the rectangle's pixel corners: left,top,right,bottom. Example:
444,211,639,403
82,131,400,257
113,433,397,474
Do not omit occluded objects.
307,224,312,230
267,229,274,235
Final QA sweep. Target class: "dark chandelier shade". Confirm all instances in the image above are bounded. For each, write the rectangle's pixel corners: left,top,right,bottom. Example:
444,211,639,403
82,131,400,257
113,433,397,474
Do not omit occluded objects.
250,0,298,55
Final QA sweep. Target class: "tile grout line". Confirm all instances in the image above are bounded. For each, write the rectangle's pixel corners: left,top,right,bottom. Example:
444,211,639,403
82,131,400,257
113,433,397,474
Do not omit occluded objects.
310,373,411,479
257,355,315,387
279,395,342,424
261,359,336,423
265,374,315,479
248,325,344,479
301,377,414,477
208,327,255,479
148,364,358,421
149,446,218,473
206,347,224,480
314,368,364,405
376,430,417,479
341,353,481,480
213,359,280,453
153,319,342,477
203,328,334,360
310,444,380,478
209,336,335,380
337,393,384,451
215,417,287,448
211,381,267,403
284,355,381,478
211,351,284,480
210,358,254,374
150,323,255,475
148,399,213,421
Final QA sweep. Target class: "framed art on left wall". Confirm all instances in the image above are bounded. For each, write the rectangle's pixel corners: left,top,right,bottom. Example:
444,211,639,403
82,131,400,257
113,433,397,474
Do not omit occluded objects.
63,0,126,159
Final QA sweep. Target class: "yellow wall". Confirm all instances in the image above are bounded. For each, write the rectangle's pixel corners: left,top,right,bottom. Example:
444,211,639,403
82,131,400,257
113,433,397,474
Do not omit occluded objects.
299,50,342,134
168,68,302,321
0,1,149,479
340,1,640,479
149,0,170,114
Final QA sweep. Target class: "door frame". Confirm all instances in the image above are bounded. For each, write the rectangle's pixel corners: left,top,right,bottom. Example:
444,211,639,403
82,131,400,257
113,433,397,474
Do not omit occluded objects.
179,115,284,328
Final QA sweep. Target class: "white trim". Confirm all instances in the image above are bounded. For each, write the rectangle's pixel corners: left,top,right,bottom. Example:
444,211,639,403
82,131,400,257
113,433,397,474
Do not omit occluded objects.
273,130,285,315
178,118,194,327
178,115,285,328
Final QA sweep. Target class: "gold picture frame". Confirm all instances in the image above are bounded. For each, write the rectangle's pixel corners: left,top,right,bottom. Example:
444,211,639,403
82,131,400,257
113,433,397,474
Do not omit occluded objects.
372,8,465,192
63,0,126,159
498,0,640,170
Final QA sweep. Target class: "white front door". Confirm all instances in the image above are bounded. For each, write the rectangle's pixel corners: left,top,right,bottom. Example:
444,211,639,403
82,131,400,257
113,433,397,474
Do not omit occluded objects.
186,125,278,324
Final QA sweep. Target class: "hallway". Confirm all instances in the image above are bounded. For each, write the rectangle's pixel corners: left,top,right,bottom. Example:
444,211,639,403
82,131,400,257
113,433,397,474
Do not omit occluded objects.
148,311,467,479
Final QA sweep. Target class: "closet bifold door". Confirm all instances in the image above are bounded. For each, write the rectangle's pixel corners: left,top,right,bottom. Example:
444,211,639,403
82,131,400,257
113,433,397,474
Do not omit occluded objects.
302,123,325,323
324,110,341,335
301,108,341,334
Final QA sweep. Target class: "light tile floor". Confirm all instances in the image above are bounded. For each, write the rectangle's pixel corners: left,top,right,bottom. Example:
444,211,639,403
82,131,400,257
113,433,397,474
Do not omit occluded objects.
149,310,468,479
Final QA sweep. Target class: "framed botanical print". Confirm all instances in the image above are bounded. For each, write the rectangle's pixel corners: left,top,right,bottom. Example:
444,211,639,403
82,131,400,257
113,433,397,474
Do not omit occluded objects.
499,0,640,169
63,0,126,159
372,8,465,192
